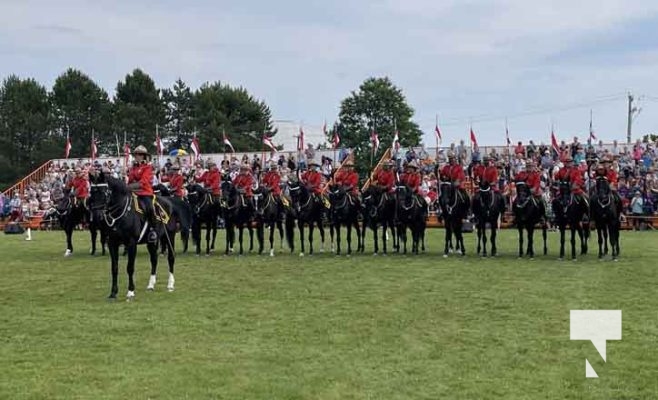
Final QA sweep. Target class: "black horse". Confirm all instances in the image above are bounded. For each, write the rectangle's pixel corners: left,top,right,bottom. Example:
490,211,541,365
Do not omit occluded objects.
512,182,547,258
187,183,219,256
362,186,398,255
253,186,285,256
590,177,620,260
221,181,255,255
437,182,470,257
103,176,177,299
471,181,506,257
395,185,426,254
54,189,88,257
551,182,590,260
286,180,328,256
327,184,363,256
88,177,110,256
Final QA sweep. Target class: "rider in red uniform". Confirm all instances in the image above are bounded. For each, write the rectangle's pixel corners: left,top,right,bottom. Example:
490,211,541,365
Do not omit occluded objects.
128,145,157,243
374,161,396,194
440,152,467,199
335,161,359,195
232,164,254,200
301,160,323,195
199,161,221,203
482,156,499,192
168,165,185,198
262,163,282,196
597,157,622,213
471,158,485,184
401,161,422,194
66,168,89,207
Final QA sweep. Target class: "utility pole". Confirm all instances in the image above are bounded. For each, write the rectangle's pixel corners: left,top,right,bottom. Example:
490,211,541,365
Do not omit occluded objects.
627,93,633,144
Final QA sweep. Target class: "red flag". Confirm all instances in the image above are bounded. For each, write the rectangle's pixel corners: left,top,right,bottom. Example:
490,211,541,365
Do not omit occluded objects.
551,130,559,153
91,133,98,160
190,136,200,160
123,142,131,165
297,127,305,152
370,129,380,153
589,119,596,141
392,130,400,151
155,135,164,156
506,126,511,146
263,135,277,152
434,124,442,143
64,133,71,159
222,130,235,153
333,129,340,149
469,128,478,148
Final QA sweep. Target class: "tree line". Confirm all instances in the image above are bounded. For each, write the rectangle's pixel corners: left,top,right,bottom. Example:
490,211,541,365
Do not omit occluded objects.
0,69,422,187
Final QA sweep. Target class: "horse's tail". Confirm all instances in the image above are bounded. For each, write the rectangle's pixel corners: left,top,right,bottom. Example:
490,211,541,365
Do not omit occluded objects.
285,215,295,251
170,198,192,234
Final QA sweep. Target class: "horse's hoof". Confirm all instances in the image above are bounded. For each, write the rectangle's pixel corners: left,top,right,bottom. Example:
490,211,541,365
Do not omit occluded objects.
107,293,117,300
572,258,577,262
529,257,534,261
64,249,72,257
126,291,135,301
443,254,448,258
558,258,564,261
269,249,275,257
299,252,304,257
373,252,378,256
167,287,175,292
613,258,619,262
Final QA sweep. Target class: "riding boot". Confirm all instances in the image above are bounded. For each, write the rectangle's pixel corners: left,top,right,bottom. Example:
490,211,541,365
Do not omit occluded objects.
141,195,158,244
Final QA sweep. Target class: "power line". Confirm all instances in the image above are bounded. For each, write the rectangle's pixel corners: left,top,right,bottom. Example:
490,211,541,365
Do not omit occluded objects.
436,93,627,127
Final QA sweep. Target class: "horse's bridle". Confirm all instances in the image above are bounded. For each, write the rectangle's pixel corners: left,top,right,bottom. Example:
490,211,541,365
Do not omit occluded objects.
103,195,131,227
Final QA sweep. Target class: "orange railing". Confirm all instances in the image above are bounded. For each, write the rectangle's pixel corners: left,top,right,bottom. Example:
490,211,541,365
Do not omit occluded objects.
2,160,53,197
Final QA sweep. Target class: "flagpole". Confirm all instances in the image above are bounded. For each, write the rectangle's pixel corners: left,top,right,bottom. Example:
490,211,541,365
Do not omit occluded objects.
505,117,509,157
115,132,120,158
332,125,337,171
66,125,70,159
91,129,95,162
435,114,439,160
123,131,128,172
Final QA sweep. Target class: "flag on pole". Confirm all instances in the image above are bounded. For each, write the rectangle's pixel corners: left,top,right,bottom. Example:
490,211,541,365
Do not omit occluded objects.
322,120,327,136
222,130,235,153
91,131,98,160
297,127,305,152
123,142,131,165
589,112,596,141
155,134,164,156
263,135,277,152
392,129,400,152
370,129,380,153
551,130,559,154
333,128,340,149
190,136,200,160
469,128,478,149
64,130,71,159
505,122,511,146
435,116,442,144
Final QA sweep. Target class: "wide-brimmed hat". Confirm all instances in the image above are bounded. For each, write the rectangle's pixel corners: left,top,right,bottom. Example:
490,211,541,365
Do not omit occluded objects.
132,145,149,155
447,152,456,159
308,159,320,167
406,160,419,169
240,163,251,171
343,161,354,167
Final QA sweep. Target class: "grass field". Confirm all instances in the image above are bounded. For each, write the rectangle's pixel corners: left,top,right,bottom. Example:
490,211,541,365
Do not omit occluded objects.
1,228,657,399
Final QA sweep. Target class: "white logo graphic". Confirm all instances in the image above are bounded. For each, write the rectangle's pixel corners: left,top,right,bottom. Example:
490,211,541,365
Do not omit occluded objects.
570,310,622,378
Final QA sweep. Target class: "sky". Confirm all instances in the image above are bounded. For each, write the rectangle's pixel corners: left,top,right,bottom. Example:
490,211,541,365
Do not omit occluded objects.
2,0,658,147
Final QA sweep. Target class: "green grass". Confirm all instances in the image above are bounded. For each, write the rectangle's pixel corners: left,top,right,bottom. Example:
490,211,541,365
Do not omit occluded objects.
1,229,657,399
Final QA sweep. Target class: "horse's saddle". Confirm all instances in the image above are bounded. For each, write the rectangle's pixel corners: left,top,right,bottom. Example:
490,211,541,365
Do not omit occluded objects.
132,194,170,224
